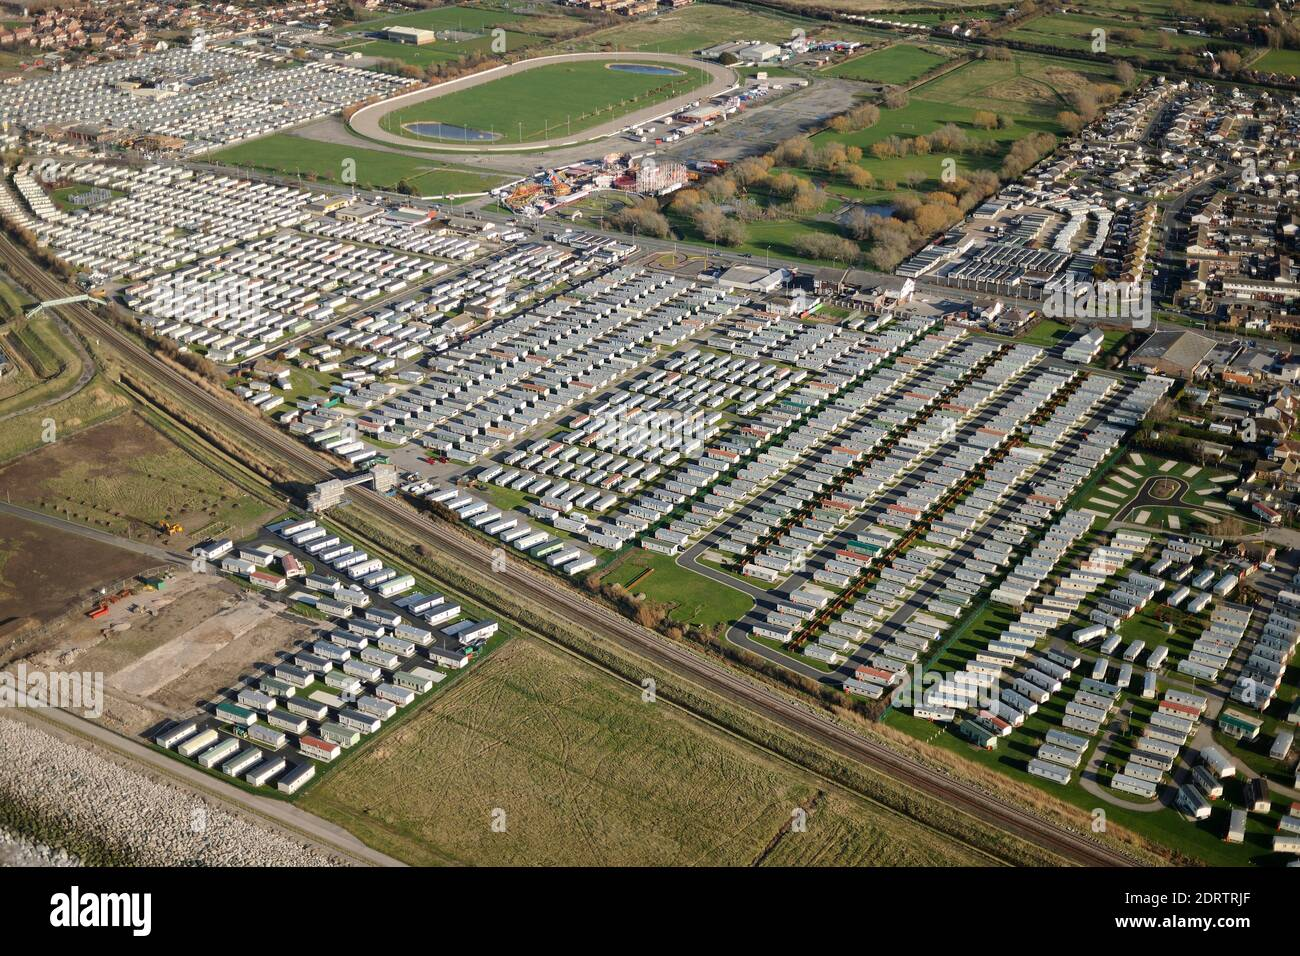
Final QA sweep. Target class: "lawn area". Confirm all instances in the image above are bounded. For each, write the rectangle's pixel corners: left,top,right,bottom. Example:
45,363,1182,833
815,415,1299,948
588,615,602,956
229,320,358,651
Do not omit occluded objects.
813,52,1108,201
1019,318,1072,348
379,60,715,144
1004,11,1233,62
300,635,992,865
603,548,753,628
1084,452,1245,530
822,43,953,84
209,134,511,195
1253,47,1300,77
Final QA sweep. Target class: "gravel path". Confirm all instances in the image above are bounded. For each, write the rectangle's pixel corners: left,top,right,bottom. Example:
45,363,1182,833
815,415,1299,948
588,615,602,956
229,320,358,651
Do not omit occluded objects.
0,715,344,866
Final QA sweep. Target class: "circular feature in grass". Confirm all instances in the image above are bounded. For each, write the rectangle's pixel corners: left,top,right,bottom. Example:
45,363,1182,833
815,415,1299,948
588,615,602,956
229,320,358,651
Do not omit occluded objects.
1150,478,1179,500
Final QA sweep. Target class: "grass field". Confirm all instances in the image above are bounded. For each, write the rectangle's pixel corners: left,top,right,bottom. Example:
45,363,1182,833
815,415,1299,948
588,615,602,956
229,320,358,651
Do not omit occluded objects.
300,635,995,866
1004,12,1229,62
341,3,587,66
210,134,511,195
379,59,714,144
602,549,753,627
823,43,953,83
816,51,1112,201
557,3,823,55
1253,47,1300,77
0,315,81,413
1083,452,1243,531
0,411,276,541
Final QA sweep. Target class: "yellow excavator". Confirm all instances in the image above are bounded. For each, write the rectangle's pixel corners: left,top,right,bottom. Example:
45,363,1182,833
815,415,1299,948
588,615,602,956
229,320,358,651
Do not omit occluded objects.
158,520,183,536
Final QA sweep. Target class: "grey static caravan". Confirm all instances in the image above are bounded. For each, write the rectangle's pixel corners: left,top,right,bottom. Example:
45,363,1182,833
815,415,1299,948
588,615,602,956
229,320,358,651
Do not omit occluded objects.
338,708,382,734
245,756,287,788
1111,774,1158,800
324,673,362,697
1027,759,1072,784
222,747,264,779
278,763,316,795
274,664,313,688
357,695,398,720
295,653,333,676
429,646,471,669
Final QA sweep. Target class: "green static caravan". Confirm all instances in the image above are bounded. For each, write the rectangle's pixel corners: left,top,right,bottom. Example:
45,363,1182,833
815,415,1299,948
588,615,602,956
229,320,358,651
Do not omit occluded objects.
215,702,258,727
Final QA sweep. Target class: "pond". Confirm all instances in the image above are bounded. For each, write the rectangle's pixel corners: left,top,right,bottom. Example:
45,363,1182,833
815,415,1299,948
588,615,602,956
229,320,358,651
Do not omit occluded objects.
403,122,502,142
606,62,685,76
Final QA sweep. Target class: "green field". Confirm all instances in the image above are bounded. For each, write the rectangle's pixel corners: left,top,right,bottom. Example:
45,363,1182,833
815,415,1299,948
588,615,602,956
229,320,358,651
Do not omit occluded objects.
823,43,953,84
603,549,753,628
1253,47,1300,77
816,51,1112,201
557,2,835,55
379,59,714,144
342,5,528,35
300,635,997,866
1004,11,1242,62
209,134,510,195
1083,452,1243,531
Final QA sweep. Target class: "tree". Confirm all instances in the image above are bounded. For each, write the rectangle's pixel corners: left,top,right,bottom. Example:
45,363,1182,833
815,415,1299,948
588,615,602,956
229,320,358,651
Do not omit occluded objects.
844,165,874,189
973,110,999,130
1219,50,1243,73
882,88,909,110
1115,60,1137,88
1057,110,1084,134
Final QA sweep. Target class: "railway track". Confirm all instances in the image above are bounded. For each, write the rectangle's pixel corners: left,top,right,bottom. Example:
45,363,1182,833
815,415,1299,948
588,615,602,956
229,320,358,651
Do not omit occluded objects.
1,234,1139,867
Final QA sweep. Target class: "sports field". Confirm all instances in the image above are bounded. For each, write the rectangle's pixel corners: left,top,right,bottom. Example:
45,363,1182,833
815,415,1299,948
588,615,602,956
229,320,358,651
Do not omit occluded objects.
823,43,953,84
379,59,714,144
210,134,510,195
300,636,997,866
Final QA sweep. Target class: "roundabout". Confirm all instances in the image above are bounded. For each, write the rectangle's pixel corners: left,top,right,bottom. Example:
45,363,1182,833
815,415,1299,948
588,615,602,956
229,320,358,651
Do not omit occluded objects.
347,52,736,153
